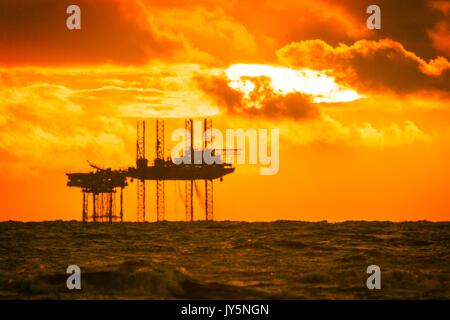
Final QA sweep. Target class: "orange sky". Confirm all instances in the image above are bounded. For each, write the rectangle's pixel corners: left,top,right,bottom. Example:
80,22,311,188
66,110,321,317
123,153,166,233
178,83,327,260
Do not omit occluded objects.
0,0,449,222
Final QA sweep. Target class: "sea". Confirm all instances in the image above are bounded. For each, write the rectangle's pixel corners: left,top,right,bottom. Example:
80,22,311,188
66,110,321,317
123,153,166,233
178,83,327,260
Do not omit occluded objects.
0,221,449,299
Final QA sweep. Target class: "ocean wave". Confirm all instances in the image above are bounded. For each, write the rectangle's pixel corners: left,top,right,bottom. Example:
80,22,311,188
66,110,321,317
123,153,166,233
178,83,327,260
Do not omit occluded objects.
0,221,449,299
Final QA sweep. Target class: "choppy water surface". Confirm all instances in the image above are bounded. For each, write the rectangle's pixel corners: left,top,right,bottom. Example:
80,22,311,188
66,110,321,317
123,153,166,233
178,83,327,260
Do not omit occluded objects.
0,221,449,299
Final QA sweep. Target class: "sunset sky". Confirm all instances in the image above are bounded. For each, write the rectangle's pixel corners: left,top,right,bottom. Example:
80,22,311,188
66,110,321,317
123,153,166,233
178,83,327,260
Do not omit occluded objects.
1,0,449,222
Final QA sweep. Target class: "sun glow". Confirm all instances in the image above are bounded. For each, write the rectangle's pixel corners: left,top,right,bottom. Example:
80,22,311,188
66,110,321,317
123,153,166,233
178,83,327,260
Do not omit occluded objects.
226,64,361,103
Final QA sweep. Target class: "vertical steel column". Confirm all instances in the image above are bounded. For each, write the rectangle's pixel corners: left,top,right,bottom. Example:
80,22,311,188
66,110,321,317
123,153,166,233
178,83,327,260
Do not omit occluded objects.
137,180,145,222
156,119,164,161
82,191,88,222
92,193,97,222
113,192,116,222
98,193,103,222
136,120,146,222
108,192,113,223
204,119,213,221
157,180,165,222
205,179,213,221
156,120,165,222
185,119,194,221
97,192,104,222
185,180,193,222
120,187,124,222
137,121,146,162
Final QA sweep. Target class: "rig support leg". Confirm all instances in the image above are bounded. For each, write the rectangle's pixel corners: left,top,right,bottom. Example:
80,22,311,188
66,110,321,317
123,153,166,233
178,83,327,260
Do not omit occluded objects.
137,179,145,222
82,191,88,222
205,179,213,221
108,192,113,224
92,193,97,222
157,180,165,221
185,180,194,222
120,187,124,223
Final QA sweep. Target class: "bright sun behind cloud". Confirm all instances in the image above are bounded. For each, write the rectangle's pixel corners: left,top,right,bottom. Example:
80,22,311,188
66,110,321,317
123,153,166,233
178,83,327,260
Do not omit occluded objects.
226,63,361,103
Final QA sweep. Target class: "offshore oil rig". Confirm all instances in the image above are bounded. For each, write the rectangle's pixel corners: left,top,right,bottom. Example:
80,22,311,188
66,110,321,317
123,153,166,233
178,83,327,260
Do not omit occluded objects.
66,119,235,222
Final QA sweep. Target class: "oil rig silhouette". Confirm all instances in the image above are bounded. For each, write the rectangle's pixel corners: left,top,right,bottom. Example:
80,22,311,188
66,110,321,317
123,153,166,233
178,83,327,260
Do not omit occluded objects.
66,119,235,222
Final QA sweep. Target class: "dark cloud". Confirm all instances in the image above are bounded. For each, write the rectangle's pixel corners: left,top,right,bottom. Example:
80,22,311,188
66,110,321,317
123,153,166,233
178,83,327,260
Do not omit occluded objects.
197,74,319,119
319,0,449,59
0,0,182,66
277,39,450,94
0,0,447,67
197,75,244,109
256,92,319,119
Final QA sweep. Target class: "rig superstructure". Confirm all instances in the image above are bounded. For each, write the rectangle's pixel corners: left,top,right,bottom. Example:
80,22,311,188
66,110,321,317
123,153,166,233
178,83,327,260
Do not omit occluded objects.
66,119,235,222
